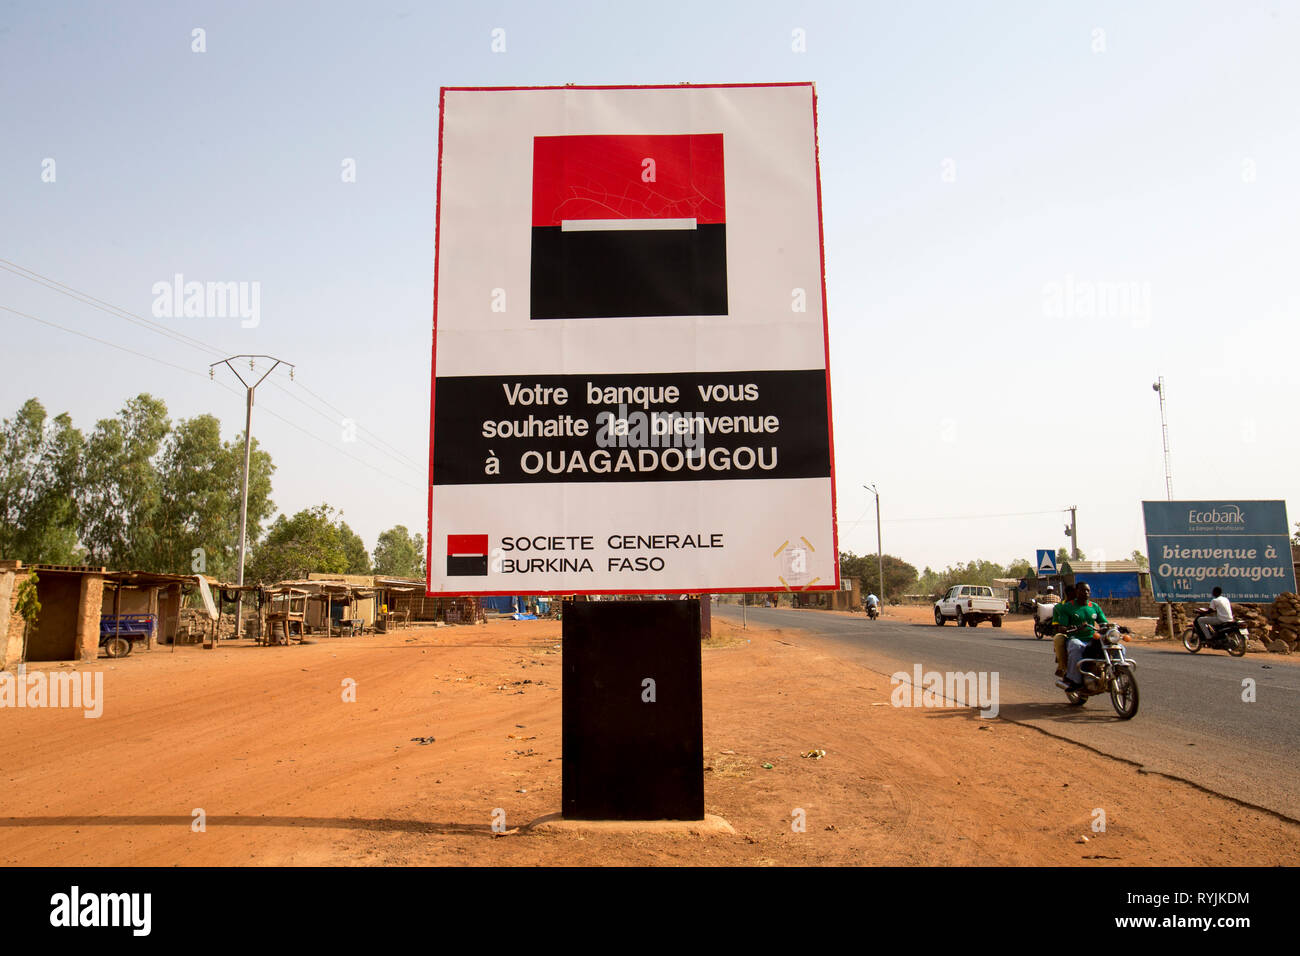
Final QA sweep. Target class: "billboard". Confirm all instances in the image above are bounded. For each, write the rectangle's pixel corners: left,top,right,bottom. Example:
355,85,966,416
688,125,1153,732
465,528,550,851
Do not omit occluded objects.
1142,500,1297,602
427,84,838,596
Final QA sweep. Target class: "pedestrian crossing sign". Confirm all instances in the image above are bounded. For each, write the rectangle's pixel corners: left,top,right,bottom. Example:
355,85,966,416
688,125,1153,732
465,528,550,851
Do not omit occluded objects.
1036,549,1057,577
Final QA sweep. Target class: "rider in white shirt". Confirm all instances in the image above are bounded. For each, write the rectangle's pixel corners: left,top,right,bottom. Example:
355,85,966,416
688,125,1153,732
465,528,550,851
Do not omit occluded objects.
865,593,880,610
1196,587,1233,642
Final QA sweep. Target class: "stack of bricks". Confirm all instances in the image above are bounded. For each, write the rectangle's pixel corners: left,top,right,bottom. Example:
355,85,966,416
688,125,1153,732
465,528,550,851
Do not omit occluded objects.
1157,594,1300,652
1233,603,1272,640
1264,592,1300,649
1155,603,1192,639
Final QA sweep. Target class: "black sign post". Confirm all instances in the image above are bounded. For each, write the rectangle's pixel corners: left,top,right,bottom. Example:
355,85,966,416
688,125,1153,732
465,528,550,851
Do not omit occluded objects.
561,599,704,820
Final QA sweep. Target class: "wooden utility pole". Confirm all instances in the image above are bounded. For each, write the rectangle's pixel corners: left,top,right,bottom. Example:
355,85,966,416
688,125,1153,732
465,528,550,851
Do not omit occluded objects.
864,484,884,601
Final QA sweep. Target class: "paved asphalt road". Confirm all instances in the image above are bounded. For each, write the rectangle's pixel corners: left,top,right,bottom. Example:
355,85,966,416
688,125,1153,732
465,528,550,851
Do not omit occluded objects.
715,605,1300,820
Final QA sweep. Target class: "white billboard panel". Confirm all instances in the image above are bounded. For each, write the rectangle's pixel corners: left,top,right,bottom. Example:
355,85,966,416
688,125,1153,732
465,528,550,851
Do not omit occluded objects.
428,83,838,595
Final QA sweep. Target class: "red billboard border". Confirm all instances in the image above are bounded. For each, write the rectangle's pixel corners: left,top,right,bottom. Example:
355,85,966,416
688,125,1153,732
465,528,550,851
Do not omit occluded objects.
426,82,840,598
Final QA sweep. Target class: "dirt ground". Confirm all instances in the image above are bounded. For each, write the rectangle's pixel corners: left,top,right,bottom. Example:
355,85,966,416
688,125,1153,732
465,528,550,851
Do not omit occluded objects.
1,613,1297,866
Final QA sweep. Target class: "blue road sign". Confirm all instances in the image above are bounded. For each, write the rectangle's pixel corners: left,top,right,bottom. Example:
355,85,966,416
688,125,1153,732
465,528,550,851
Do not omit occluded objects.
1035,549,1057,577
1143,500,1297,602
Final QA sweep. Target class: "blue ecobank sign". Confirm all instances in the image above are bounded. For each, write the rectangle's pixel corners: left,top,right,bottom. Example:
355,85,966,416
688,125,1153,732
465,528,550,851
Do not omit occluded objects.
1142,500,1297,602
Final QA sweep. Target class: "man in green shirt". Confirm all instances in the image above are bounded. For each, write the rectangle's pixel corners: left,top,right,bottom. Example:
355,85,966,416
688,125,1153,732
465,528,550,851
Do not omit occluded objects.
1063,582,1108,690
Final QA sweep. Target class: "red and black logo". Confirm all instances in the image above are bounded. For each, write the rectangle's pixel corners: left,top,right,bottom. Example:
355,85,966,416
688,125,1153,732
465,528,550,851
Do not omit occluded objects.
530,133,727,320
446,534,489,576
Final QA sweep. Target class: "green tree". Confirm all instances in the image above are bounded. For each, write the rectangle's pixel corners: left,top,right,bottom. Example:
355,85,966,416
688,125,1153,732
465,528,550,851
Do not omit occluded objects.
78,394,171,568
150,416,275,578
917,565,938,592
14,570,41,661
838,551,919,599
1130,549,1148,570
373,525,425,578
917,558,1019,596
1006,558,1033,580
2,394,278,575
247,504,363,583
340,521,372,575
1057,547,1086,565
0,399,84,563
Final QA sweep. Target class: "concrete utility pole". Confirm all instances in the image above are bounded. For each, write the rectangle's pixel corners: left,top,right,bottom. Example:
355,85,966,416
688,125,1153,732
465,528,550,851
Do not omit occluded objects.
1153,376,1176,638
864,484,884,601
1153,376,1173,499
210,355,295,639
1065,506,1079,560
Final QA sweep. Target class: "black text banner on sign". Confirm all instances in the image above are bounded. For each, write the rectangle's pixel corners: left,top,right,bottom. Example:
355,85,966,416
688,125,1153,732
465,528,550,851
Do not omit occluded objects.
428,84,837,596
433,371,831,485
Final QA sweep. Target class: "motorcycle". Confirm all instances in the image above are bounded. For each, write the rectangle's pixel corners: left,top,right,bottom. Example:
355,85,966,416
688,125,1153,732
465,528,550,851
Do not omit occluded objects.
1182,611,1248,657
866,603,880,620
1054,623,1139,719
1032,600,1059,641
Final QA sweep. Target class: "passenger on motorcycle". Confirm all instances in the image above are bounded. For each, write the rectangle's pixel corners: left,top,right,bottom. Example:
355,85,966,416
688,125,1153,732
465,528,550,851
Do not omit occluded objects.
1051,584,1077,678
1062,583,1108,691
1196,587,1233,643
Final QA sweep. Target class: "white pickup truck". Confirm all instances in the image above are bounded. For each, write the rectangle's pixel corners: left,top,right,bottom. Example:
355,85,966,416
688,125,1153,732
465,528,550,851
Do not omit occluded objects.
933,585,1008,628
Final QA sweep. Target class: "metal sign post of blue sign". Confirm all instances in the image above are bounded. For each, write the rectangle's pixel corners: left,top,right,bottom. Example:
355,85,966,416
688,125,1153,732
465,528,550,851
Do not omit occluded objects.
1035,549,1057,577
1142,500,1297,602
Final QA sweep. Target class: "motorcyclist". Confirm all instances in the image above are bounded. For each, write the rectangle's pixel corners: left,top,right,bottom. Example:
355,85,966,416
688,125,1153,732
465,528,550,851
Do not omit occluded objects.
865,593,880,616
1195,587,1233,643
1062,582,1108,691
1050,584,1077,678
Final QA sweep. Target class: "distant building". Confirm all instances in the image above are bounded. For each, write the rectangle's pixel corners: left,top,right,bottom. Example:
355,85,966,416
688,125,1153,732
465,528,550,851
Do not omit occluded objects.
1059,559,1148,601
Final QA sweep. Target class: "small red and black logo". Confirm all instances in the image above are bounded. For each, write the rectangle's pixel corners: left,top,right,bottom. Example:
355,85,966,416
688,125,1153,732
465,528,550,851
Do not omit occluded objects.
446,534,489,576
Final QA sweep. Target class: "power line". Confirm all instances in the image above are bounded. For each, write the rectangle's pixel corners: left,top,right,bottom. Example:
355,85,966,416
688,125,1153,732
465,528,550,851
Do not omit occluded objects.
256,404,424,491
0,259,422,474
882,508,1068,524
0,259,227,358
292,377,421,468
266,378,422,473
0,303,211,378
1,302,422,491
840,503,875,529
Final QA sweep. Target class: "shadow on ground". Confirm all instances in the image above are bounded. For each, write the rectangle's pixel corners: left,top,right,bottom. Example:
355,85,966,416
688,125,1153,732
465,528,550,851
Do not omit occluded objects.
0,815,500,836
919,701,1130,724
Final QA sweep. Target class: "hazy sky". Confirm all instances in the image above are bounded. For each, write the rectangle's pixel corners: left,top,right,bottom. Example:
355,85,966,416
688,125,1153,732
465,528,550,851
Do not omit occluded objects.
3,0,1297,574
